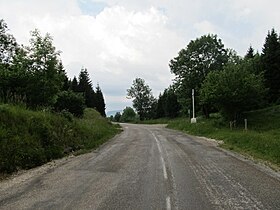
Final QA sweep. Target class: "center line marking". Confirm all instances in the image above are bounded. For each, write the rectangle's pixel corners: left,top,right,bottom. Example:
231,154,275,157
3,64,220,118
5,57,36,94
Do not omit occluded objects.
152,133,168,180
166,196,171,210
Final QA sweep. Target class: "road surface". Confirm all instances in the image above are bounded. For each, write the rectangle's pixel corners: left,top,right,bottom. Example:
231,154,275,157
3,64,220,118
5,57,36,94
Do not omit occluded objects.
0,124,280,209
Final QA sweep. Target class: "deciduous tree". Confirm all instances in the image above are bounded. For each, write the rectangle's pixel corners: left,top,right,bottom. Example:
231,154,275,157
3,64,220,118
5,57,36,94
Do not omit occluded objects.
200,63,266,121
169,34,229,117
120,107,136,122
127,78,155,120
26,29,64,107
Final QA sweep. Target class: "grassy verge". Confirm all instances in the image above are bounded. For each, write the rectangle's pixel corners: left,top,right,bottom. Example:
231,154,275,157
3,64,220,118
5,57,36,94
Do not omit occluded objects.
167,110,280,168
0,104,120,174
133,118,170,124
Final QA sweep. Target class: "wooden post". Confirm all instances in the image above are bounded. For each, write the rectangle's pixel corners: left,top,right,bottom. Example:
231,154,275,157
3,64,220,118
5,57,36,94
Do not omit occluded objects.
244,119,248,131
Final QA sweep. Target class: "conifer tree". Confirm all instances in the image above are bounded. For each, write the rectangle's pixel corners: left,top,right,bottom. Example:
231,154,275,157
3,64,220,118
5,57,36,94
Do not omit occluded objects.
77,68,95,108
262,28,280,103
95,84,106,117
245,46,255,59
71,76,79,92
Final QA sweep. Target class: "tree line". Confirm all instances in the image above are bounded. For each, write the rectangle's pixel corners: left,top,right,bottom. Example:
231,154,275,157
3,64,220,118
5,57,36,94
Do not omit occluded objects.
126,29,280,123
0,19,106,117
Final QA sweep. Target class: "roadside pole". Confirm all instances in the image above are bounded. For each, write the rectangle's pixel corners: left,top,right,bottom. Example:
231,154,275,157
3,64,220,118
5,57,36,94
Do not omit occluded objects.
191,89,197,123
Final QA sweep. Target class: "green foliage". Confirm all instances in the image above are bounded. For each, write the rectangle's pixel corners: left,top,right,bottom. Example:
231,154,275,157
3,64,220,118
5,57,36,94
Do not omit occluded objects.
120,107,137,122
157,87,181,118
169,34,229,115
243,53,263,75
0,20,107,117
77,68,95,108
127,77,156,120
71,76,79,92
244,105,280,131
0,105,120,174
54,91,85,117
0,19,26,104
261,28,280,103
200,62,266,121
114,112,121,122
26,29,65,107
95,85,106,117
245,46,255,60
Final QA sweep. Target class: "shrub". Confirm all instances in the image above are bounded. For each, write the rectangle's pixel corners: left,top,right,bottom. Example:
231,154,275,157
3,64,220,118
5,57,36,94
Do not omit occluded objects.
54,91,85,117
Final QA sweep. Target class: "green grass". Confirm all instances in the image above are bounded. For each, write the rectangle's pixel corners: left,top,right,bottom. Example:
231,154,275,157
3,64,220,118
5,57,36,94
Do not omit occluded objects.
0,104,120,174
164,106,280,168
135,118,170,124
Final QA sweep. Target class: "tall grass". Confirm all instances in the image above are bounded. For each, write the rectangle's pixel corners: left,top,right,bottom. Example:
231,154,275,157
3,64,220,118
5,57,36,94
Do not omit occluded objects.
0,105,120,174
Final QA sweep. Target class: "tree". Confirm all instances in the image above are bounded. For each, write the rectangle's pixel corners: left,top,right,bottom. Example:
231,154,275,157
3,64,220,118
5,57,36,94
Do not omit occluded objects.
0,19,22,103
0,19,18,66
164,88,181,118
5,47,31,103
261,28,280,103
157,87,181,118
95,84,106,117
59,62,70,91
77,68,95,108
245,45,255,59
71,76,79,92
200,63,266,121
156,92,166,118
26,29,64,107
114,112,121,122
120,107,136,122
169,34,229,117
127,78,155,120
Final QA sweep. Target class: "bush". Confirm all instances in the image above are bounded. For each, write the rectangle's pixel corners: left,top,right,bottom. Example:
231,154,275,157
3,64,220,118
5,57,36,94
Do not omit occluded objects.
54,91,85,117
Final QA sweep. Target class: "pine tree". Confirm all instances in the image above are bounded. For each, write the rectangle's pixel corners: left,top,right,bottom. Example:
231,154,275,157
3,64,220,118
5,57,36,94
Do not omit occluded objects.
77,68,95,108
58,62,70,91
95,84,106,117
71,76,79,92
245,45,255,59
262,28,280,103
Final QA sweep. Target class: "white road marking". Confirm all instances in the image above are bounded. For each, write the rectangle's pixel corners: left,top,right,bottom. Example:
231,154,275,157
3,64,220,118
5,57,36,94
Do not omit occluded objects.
166,196,171,210
152,133,168,180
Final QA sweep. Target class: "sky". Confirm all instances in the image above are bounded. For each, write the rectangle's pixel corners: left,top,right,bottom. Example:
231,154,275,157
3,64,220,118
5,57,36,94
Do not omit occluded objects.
1,0,280,112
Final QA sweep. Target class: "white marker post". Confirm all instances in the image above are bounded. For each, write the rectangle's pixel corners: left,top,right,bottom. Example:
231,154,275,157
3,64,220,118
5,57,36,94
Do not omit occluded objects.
191,89,197,123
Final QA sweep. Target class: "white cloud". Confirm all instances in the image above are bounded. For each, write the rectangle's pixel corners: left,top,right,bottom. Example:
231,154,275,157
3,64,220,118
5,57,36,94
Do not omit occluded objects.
0,1,183,110
1,0,280,110
194,20,218,35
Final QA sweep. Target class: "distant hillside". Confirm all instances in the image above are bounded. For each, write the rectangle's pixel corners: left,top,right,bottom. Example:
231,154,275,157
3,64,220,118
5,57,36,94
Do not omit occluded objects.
107,110,122,117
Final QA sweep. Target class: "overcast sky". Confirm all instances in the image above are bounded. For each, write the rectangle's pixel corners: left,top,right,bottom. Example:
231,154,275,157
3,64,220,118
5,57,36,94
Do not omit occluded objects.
1,0,280,112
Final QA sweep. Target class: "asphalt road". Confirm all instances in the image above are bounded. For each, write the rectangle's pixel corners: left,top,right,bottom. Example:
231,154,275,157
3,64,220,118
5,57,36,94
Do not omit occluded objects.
0,124,280,210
